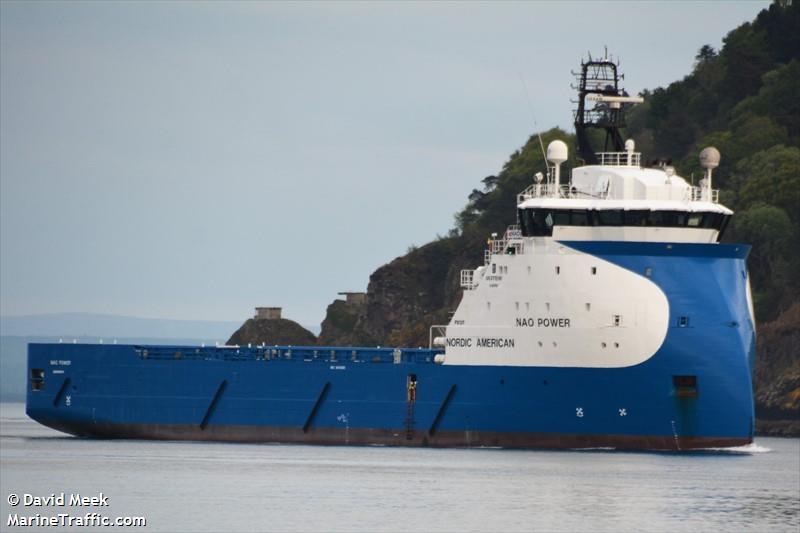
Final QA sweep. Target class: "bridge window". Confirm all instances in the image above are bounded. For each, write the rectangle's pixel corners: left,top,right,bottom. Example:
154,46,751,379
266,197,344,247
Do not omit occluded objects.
596,209,624,226
570,210,589,226
624,210,649,226
519,208,731,239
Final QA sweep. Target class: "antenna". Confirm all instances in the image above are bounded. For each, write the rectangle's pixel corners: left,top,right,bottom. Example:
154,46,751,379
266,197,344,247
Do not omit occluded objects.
518,73,548,164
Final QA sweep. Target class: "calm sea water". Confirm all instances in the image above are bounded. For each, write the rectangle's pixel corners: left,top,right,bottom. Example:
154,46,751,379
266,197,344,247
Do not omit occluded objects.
1,403,798,532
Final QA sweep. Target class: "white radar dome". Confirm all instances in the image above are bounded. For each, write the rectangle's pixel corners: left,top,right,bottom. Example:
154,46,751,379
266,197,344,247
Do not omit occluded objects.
625,139,635,152
699,147,721,170
546,140,568,164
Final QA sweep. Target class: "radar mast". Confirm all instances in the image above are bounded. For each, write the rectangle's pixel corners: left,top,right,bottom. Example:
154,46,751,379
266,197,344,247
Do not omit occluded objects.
573,53,643,164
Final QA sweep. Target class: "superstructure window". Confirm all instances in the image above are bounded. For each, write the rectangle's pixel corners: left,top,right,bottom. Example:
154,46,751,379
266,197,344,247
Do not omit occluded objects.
596,210,624,226
570,210,589,226
518,208,730,239
624,210,649,226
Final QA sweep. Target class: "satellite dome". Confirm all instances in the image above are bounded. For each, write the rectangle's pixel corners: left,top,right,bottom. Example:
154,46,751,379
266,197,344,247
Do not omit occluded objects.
699,147,721,170
624,139,635,152
547,140,568,164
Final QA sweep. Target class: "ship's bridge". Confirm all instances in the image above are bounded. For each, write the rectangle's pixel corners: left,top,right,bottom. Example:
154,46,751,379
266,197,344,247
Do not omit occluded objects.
514,145,732,243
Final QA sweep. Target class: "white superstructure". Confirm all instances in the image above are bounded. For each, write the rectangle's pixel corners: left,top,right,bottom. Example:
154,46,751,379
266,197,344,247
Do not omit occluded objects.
437,140,731,369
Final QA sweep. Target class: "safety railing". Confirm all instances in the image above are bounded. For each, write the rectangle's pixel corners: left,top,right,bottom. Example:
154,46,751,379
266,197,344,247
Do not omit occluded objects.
460,269,475,290
486,225,524,257
518,184,572,202
597,151,641,167
429,325,448,350
689,186,719,203
135,345,442,364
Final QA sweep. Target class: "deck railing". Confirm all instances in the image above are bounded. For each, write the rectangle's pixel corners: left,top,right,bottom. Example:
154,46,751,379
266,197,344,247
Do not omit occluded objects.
135,345,441,364
597,151,641,167
689,186,720,203
460,269,475,289
518,184,572,202
487,225,524,256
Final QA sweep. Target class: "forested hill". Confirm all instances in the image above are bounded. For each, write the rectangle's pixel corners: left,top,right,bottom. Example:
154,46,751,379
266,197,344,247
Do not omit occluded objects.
309,1,799,432
625,0,799,321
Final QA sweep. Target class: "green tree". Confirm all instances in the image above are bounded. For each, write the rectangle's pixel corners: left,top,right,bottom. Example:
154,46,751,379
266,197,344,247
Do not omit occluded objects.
731,203,796,318
731,145,800,220
732,60,800,137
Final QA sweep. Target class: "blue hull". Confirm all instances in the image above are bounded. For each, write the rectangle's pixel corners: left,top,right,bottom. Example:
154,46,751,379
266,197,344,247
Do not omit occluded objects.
25,242,756,450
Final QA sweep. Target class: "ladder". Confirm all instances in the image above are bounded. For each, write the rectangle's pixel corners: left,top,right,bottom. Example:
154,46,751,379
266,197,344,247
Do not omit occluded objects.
404,401,415,441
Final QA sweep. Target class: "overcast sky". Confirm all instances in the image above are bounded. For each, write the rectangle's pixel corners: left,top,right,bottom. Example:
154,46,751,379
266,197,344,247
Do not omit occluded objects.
1,1,769,326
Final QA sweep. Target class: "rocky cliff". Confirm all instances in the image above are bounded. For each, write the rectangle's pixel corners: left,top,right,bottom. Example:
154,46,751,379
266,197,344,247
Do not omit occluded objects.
753,302,800,435
227,318,317,346
316,299,364,346
318,233,486,348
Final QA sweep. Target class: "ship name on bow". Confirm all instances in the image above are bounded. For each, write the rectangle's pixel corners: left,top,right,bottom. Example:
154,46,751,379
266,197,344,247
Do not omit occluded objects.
445,337,516,348
516,317,571,328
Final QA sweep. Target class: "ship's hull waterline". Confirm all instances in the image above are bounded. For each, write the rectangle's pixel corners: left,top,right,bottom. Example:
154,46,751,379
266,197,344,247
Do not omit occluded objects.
31,420,749,451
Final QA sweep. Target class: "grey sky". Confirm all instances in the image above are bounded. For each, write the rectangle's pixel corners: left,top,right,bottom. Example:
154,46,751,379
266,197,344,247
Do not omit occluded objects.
1,1,769,326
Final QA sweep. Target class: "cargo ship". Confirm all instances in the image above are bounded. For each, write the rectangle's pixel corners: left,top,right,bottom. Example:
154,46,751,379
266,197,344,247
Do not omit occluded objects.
26,57,755,450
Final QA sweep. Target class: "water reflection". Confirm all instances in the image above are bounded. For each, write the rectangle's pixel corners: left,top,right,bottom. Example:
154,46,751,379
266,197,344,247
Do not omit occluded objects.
1,403,798,533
